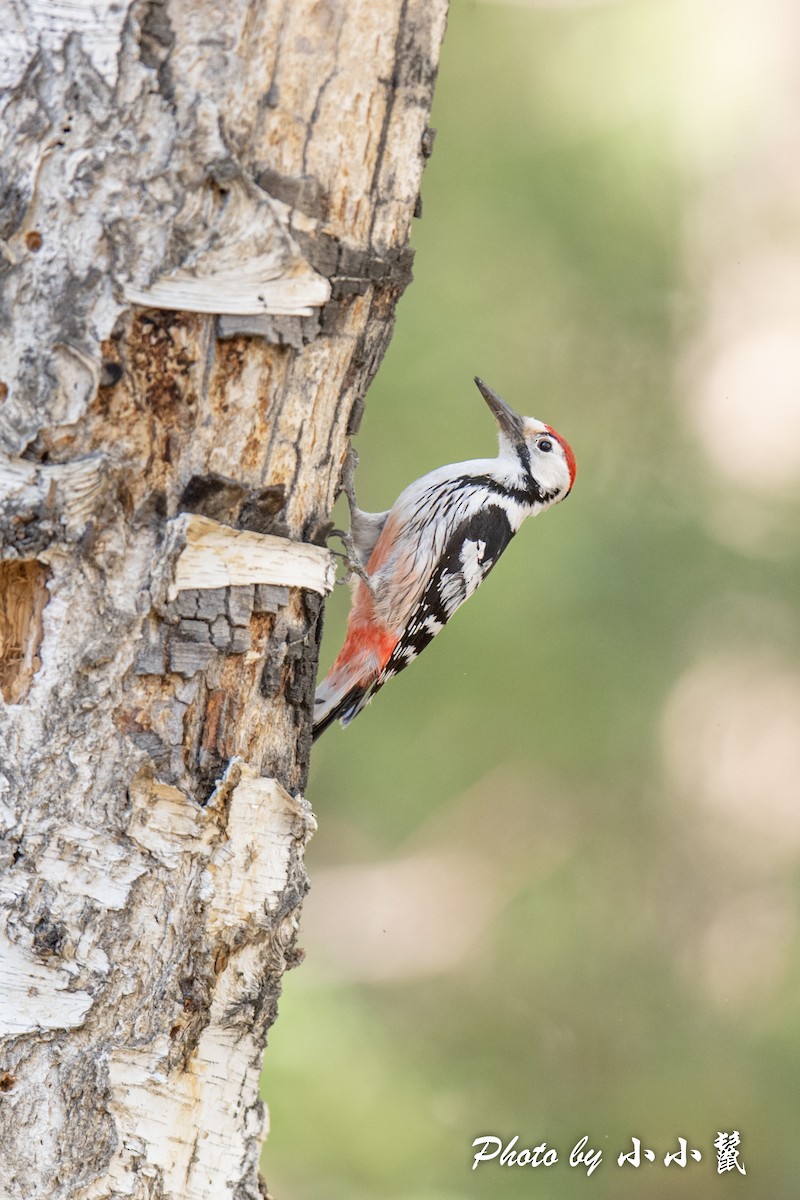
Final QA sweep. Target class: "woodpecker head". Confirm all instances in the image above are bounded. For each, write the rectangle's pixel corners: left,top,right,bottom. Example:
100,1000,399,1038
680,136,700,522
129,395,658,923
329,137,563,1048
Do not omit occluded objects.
474,376,577,501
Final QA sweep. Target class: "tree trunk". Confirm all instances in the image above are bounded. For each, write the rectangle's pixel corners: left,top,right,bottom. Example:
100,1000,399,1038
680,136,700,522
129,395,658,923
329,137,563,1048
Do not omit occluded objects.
0,2,448,1196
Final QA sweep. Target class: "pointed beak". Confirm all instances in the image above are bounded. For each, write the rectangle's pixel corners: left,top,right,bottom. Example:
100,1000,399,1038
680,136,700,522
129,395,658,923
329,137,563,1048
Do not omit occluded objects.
474,377,526,446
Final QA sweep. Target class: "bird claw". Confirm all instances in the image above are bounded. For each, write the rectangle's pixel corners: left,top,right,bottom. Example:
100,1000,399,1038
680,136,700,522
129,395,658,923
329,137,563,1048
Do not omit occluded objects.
332,532,376,595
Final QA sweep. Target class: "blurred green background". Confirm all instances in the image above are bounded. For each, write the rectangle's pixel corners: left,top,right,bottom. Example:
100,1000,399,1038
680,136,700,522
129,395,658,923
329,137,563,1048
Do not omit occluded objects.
264,1,800,1195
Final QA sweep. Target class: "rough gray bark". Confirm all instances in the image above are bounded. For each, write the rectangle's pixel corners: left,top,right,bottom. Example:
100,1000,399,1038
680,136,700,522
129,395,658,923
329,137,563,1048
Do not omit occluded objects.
0,2,448,1197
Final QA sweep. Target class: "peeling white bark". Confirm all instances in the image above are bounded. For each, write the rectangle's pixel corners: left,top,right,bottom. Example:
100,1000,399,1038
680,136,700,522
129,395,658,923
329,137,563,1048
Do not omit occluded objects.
103,1027,265,1200
88,766,316,1200
171,514,336,598
0,453,107,544
0,934,94,1037
203,768,317,930
123,181,332,317
36,824,148,907
0,1,130,90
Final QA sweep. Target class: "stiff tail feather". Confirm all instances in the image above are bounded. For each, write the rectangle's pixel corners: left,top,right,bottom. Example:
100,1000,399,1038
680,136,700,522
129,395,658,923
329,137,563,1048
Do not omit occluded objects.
312,680,372,741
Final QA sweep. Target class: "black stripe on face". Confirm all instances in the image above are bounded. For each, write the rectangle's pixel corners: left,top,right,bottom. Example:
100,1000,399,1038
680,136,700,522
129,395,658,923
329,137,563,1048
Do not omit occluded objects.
451,472,558,507
515,441,532,479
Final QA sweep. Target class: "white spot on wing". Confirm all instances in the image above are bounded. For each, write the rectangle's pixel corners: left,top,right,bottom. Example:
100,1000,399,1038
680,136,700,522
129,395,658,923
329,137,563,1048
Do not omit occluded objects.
459,539,487,600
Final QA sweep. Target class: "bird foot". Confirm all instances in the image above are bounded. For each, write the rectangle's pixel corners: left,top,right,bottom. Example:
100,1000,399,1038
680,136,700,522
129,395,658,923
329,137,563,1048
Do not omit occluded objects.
330,530,376,596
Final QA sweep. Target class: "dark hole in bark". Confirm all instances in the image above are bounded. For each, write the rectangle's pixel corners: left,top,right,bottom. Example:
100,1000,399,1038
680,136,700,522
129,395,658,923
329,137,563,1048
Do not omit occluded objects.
179,473,248,523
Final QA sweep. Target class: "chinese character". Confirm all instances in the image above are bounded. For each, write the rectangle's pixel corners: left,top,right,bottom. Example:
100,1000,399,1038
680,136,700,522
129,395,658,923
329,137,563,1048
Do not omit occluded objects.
664,1137,702,1167
714,1131,746,1175
617,1138,656,1167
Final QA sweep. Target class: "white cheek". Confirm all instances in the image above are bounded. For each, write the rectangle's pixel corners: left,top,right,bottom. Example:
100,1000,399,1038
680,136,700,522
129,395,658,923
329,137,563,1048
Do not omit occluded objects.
534,451,568,492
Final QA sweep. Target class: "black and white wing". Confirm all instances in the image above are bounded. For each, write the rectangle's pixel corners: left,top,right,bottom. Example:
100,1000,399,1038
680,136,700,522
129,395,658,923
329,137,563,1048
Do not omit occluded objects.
375,504,516,692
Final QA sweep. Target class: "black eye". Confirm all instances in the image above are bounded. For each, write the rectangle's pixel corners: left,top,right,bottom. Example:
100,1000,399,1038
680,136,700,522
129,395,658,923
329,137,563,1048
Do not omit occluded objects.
538,438,553,453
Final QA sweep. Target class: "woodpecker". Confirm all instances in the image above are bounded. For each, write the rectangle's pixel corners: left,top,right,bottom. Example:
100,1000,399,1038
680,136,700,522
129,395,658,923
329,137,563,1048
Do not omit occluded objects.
313,377,576,739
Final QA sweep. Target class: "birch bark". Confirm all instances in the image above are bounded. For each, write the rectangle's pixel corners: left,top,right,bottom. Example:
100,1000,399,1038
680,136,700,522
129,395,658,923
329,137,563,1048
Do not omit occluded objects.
0,2,448,1196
